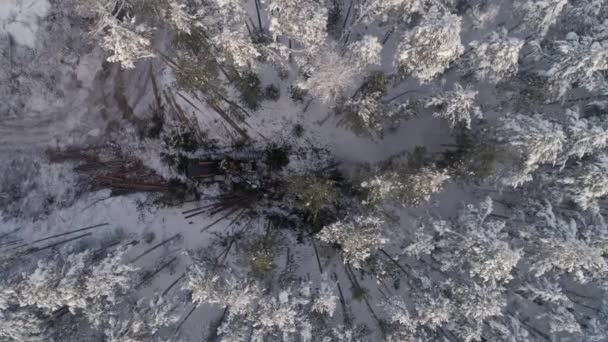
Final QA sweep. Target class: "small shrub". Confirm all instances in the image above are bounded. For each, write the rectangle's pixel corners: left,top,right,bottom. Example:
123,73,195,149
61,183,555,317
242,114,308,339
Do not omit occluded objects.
360,72,388,96
160,153,189,175
265,144,290,171
245,236,277,276
292,123,305,137
289,85,308,103
247,247,274,274
164,129,200,152
142,108,164,139
157,178,195,206
142,231,156,244
289,175,339,220
278,69,290,80
351,284,367,302
264,84,280,101
406,146,431,171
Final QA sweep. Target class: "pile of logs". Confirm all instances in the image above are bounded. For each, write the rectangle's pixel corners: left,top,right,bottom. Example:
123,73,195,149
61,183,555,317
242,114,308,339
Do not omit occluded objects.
48,147,169,195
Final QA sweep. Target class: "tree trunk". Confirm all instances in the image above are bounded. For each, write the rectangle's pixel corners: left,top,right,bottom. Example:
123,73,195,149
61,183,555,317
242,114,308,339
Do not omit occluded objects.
254,0,263,32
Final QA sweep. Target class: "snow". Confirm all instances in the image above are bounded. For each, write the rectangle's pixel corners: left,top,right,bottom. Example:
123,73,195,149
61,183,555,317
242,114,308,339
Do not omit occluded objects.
2,0,608,341
0,0,50,48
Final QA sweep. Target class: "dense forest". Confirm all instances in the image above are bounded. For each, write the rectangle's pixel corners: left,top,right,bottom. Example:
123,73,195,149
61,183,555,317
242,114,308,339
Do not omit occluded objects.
1,0,608,341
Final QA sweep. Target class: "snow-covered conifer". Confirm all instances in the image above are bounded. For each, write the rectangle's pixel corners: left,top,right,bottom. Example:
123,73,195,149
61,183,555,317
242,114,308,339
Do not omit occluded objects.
558,155,608,210
75,0,124,24
498,113,566,186
465,29,524,83
317,214,386,268
563,107,608,160
515,0,568,37
300,45,359,104
13,248,134,313
184,266,261,316
487,316,532,342
425,83,482,129
519,278,571,305
545,29,608,100
337,72,413,138
75,0,155,68
104,295,179,342
382,297,419,336
412,294,453,331
431,198,520,284
403,228,436,257
350,0,424,27
469,2,500,29
311,273,338,317
566,0,606,29
465,239,521,285
201,0,260,69
0,309,47,342
266,0,328,53
539,306,583,335
363,166,450,206
251,289,311,341
395,11,463,82
166,0,196,34
340,92,385,134
0,247,135,341
527,237,607,282
449,283,507,342
186,267,313,342
347,35,382,69
101,18,156,68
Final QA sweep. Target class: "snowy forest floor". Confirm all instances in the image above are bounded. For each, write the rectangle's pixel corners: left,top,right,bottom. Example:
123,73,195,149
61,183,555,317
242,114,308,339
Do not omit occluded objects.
0,5,469,339
3,0,608,341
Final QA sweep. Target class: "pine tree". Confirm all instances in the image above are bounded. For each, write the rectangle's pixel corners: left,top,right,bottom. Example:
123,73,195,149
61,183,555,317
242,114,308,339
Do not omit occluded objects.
449,282,507,342
311,273,338,317
104,295,179,342
184,265,316,341
527,237,607,282
299,45,360,104
425,83,482,129
563,107,608,161
363,166,450,206
395,10,464,82
337,72,412,138
515,0,569,37
316,214,387,268
498,113,566,186
265,0,328,55
11,248,135,313
200,0,261,69
100,17,156,68
544,28,608,101
558,155,608,211
465,29,524,83
166,0,196,34
184,266,261,317
347,35,383,69
0,309,47,342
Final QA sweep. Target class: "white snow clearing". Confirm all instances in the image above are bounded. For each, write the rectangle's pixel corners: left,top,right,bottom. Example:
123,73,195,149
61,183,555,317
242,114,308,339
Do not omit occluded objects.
0,0,50,48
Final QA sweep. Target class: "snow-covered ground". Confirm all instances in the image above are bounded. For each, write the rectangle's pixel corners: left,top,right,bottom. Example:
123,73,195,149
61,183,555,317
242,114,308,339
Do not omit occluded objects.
2,0,608,341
